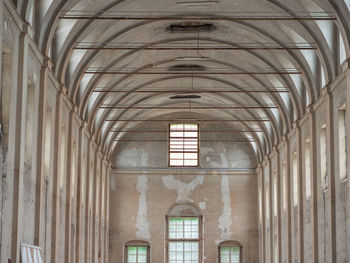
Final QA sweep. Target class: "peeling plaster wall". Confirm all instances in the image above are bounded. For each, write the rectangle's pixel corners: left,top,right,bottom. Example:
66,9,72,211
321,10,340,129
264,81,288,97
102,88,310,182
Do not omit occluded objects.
110,112,258,263
258,75,350,263
111,117,257,169
162,175,204,202
0,2,111,263
135,175,150,240
218,175,233,242
109,172,259,263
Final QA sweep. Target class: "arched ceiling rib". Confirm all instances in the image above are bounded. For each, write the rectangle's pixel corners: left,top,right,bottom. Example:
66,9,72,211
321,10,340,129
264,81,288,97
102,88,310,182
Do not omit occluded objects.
13,0,350,162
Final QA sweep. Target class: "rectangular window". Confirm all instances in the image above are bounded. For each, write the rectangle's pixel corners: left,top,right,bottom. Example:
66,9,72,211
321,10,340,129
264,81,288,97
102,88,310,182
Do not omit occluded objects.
44,105,52,176
265,172,270,221
127,246,148,263
273,171,278,217
320,125,327,190
169,124,199,167
274,236,278,263
305,139,311,199
258,184,262,224
338,106,347,181
168,217,199,263
282,162,287,211
293,152,298,207
220,246,240,263
1,48,12,145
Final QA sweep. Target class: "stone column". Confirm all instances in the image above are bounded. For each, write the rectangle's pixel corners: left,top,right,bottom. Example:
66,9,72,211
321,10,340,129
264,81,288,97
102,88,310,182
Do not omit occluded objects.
284,135,292,263
268,157,274,263
344,59,350,262
260,165,266,263
50,87,65,263
257,165,265,263
34,57,50,248
276,147,282,263
308,106,319,263
324,86,337,262
75,119,86,263
12,28,29,263
295,122,304,263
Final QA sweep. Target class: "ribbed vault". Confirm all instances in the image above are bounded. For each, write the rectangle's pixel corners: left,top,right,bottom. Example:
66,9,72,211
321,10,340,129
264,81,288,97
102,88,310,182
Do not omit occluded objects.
13,0,350,163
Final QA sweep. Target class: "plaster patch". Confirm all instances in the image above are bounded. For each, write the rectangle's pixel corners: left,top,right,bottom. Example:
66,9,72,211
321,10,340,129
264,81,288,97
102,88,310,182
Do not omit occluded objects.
218,175,232,240
162,176,204,201
136,175,150,239
141,151,149,166
215,239,223,245
220,153,228,167
198,202,206,210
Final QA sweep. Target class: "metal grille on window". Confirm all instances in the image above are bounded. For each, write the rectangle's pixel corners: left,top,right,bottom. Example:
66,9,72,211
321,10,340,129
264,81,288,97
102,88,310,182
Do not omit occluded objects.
169,124,199,167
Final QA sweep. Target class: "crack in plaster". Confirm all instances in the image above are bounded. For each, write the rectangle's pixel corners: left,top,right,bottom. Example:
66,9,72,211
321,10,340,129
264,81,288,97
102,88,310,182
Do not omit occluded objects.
136,175,150,239
162,176,204,202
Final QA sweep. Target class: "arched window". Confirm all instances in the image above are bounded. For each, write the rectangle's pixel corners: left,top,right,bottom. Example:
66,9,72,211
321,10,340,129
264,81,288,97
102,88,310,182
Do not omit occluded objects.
125,240,150,263
218,241,242,263
166,203,202,263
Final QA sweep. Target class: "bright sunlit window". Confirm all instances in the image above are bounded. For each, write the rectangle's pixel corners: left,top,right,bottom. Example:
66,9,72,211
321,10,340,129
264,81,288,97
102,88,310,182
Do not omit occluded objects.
219,241,242,263
168,217,200,263
169,124,199,167
125,241,150,263
338,106,347,181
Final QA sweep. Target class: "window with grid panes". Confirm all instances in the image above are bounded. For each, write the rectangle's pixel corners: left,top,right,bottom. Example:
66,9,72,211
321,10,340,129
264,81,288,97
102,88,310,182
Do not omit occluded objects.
169,124,199,167
219,246,241,263
126,245,148,263
168,217,200,263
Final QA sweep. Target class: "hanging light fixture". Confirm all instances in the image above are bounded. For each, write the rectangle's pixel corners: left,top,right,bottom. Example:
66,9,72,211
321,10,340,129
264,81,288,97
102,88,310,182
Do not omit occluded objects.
176,0,219,8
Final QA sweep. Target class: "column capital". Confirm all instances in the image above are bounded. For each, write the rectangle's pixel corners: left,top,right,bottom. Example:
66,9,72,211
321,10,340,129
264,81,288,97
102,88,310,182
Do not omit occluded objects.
59,83,68,96
293,120,300,129
306,105,314,114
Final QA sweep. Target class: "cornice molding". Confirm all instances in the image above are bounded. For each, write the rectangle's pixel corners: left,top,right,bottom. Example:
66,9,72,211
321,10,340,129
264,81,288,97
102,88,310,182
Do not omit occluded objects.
111,168,256,176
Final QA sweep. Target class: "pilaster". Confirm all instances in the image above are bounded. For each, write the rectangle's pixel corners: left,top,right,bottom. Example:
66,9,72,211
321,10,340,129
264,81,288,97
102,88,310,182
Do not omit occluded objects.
12,29,29,263
324,87,337,263
308,106,319,263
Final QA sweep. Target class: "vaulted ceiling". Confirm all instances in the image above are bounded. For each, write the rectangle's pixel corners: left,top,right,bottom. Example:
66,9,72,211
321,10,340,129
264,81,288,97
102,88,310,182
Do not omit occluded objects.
13,0,350,162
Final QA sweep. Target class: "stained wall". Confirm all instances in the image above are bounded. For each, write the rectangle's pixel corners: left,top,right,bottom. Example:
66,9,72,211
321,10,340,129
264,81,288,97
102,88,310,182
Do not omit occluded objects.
257,67,350,263
109,171,259,263
0,1,110,263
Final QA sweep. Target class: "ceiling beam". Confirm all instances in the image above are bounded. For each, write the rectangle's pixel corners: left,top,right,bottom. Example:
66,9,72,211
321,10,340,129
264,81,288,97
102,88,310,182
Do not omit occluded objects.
74,46,316,51
114,139,255,142
105,118,270,122
85,70,301,75
59,15,336,21
100,105,277,109
111,130,262,132
93,89,288,93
